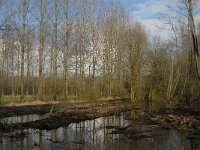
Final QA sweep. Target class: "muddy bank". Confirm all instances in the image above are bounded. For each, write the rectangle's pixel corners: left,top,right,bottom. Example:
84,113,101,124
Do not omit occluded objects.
0,99,200,139
0,98,129,118
0,104,61,118
108,107,200,140
147,107,200,132
0,103,135,132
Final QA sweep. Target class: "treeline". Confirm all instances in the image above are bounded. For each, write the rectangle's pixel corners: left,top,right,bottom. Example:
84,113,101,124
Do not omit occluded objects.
0,0,199,105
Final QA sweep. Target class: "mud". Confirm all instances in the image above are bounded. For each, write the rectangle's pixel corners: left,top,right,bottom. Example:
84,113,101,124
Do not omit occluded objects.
0,98,129,118
0,102,136,132
0,99,200,139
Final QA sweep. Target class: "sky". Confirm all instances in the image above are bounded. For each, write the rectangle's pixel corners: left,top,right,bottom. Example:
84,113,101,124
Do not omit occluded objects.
121,0,179,40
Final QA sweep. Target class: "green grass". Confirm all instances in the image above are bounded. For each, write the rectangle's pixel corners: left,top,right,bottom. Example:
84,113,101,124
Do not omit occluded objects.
0,95,80,105
0,95,34,105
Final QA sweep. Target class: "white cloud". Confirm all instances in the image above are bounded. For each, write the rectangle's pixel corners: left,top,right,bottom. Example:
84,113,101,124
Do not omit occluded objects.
132,0,176,19
130,0,180,40
142,18,174,41
127,0,200,40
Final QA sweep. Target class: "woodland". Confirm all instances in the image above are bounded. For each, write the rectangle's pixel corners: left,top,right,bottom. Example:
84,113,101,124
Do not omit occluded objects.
0,0,199,107
0,1,200,149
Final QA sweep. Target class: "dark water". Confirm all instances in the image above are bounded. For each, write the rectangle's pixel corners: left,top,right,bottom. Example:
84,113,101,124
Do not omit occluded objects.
0,112,200,150
0,114,49,124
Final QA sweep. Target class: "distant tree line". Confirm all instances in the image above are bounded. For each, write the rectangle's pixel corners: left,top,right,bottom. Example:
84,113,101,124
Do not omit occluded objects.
0,0,199,106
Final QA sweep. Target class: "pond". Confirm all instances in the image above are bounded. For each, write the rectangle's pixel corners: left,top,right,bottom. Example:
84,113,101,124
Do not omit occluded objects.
0,114,49,124
0,111,200,150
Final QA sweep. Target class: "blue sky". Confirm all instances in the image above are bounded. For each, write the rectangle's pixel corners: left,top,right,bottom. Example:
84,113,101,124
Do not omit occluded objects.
121,0,178,40
121,0,200,40
121,0,175,19
121,0,148,18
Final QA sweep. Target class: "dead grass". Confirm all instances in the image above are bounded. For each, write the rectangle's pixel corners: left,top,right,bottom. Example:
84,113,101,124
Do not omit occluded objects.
97,96,124,101
2,100,59,107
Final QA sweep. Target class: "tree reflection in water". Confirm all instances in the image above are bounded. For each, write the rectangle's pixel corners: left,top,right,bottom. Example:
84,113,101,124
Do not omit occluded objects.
0,111,200,150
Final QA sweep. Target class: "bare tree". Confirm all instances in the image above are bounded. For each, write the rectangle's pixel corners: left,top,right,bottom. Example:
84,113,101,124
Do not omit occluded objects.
38,0,45,100
52,0,59,100
127,22,147,103
63,0,71,100
20,0,27,100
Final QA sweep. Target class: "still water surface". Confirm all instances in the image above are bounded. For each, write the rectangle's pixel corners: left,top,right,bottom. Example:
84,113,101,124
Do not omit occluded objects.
0,111,199,150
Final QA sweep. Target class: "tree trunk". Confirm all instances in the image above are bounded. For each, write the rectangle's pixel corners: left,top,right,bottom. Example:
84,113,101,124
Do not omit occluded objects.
64,0,70,100
38,0,45,100
20,0,26,100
